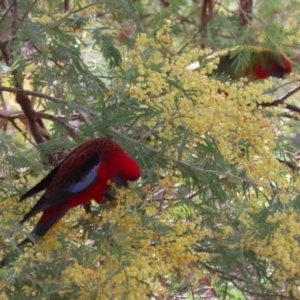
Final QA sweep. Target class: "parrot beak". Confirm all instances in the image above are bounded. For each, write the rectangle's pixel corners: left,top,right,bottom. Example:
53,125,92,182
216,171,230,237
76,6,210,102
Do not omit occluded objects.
127,180,137,189
184,61,200,71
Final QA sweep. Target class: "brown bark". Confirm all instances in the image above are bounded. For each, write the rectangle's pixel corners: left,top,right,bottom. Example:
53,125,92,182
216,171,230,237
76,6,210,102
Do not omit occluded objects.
239,0,253,26
9,1,45,145
200,0,214,48
201,0,214,27
64,0,70,12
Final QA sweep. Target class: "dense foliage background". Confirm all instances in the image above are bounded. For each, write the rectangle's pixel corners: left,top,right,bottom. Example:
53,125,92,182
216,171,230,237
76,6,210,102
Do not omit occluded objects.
1,0,300,299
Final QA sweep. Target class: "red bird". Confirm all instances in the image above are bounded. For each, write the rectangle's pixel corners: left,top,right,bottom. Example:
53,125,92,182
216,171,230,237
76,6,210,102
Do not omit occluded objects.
19,137,141,245
185,46,292,82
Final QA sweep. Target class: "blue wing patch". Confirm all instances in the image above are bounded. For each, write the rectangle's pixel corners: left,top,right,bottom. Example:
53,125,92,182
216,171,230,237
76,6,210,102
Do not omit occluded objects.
68,164,99,193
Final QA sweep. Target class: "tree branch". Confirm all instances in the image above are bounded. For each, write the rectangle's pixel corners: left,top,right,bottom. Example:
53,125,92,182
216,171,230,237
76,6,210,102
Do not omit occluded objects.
204,264,291,299
35,112,83,141
7,1,45,146
0,85,68,105
13,89,45,144
260,86,300,113
10,118,37,148
0,110,82,141
64,0,70,12
239,0,253,26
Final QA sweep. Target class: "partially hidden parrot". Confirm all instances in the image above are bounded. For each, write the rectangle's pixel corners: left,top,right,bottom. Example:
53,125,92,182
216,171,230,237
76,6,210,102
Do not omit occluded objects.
185,46,292,82
17,137,141,245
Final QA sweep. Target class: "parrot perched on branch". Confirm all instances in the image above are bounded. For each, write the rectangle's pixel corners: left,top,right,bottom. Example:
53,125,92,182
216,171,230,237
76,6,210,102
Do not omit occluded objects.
185,46,292,82
18,137,141,245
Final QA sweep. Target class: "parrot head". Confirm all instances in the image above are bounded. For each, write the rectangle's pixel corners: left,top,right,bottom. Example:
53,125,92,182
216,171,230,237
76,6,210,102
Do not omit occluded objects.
268,54,292,78
113,154,141,184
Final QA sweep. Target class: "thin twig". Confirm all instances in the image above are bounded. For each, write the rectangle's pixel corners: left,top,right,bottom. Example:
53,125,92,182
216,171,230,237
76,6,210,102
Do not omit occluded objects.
239,0,253,26
32,45,64,70
10,119,37,148
280,113,300,121
35,112,83,141
261,102,300,113
204,264,290,299
260,86,300,112
20,0,37,22
0,110,82,141
0,1,14,27
274,85,300,102
266,80,300,94
277,158,299,171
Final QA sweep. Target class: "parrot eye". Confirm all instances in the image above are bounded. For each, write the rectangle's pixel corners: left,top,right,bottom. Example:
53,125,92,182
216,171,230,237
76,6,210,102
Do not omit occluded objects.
119,170,125,178
276,65,288,77
270,66,287,78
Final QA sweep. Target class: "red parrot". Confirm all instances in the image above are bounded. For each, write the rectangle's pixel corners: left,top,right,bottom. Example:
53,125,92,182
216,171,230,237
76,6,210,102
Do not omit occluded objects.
18,137,141,245
185,46,292,82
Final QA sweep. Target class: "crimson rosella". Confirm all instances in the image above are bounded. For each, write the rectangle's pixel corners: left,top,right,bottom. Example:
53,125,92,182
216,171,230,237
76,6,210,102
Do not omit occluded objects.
185,46,292,82
19,137,141,245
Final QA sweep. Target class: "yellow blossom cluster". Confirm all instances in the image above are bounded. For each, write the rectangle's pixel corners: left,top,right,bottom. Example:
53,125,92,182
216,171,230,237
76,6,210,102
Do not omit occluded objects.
1,16,300,299
108,18,300,297
30,2,105,34
236,201,300,298
114,19,292,195
287,11,300,44
0,176,213,299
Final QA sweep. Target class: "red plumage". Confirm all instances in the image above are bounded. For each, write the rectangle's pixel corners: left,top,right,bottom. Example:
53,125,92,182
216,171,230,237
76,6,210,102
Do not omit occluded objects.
280,55,293,74
185,47,293,82
246,54,293,81
19,137,141,245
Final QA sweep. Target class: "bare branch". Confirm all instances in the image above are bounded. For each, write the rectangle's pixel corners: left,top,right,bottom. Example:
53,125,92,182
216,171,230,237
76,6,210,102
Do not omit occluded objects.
13,90,45,144
10,119,37,148
201,0,214,29
239,0,253,26
0,110,81,141
64,0,70,12
280,113,300,121
259,86,300,114
204,264,291,299
0,85,68,105
274,85,300,102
